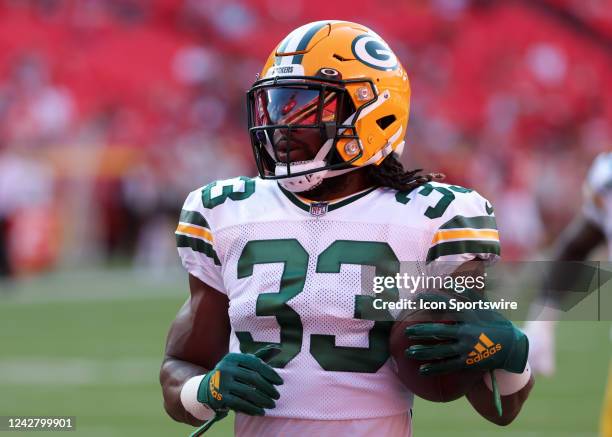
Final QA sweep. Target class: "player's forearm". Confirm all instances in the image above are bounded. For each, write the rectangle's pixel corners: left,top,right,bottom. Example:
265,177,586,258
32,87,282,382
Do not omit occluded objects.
466,373,534,426
550,215,603,261
535,216,603,308
160,356,209,426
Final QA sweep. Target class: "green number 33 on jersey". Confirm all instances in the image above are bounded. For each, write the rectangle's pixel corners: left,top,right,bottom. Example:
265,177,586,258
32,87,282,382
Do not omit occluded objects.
395,183,473,219
202,177,256,209
235,239,399,373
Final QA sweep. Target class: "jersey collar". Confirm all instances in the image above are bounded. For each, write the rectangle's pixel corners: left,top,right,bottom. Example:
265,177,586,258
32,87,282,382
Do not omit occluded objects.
277,184,378,214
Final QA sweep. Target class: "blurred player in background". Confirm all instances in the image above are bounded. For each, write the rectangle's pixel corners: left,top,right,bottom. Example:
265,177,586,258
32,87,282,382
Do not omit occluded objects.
524,151,612,436
160,21,533,436
0,145,56,282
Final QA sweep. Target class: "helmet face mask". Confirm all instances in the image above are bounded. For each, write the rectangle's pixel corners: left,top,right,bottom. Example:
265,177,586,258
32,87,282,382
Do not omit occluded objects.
247,75,376,180
246,21,410,192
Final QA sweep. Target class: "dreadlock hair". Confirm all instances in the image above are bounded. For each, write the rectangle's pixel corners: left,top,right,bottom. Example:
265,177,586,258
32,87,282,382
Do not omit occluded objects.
367,153,445,193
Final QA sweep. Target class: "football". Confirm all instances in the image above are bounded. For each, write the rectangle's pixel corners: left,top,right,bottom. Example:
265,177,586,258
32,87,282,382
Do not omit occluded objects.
389,290,484,402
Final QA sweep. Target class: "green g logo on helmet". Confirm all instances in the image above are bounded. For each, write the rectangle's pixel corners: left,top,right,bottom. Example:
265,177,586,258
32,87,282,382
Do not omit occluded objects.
351,34,398,71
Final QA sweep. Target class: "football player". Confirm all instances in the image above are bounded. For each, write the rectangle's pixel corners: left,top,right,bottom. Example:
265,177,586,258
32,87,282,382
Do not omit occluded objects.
160,21,534,436
524,152,612,436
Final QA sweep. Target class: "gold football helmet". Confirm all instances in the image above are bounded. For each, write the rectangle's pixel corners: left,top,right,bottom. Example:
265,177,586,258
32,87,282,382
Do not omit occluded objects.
247,20,410,192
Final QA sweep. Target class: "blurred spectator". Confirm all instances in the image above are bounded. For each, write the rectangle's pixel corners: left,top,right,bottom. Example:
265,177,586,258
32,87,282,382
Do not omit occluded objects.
0,146,55,279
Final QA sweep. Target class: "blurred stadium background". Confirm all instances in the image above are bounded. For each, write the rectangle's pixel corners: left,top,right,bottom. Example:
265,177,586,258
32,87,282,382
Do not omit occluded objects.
0,0,610,435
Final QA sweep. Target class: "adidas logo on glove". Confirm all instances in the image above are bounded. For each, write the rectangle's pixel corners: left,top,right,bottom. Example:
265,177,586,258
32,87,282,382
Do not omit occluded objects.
466,333,502,365
209,370,223,401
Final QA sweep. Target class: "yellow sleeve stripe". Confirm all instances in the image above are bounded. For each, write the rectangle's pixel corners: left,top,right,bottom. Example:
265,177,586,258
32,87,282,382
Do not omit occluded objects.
431,228,499,245
175,223,213,243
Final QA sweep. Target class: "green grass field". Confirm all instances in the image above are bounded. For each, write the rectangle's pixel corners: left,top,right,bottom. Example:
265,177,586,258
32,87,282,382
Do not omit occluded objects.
0,268,608,436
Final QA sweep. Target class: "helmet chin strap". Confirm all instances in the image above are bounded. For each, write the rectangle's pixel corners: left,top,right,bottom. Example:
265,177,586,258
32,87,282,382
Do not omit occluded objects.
276,132,402,193
275,133,365,192
275,137,333,193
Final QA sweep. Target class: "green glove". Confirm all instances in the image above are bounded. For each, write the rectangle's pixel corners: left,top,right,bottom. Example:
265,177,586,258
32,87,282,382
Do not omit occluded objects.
197,345,283,416
405,293,529,376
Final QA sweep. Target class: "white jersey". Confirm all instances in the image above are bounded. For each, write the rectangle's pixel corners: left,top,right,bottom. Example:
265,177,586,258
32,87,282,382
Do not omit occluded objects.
175,177,499,423
584,152,612,258
234,411,412,436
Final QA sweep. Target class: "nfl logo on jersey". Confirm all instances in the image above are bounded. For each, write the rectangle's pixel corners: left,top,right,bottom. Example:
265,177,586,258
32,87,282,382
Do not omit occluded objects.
309,202,328,216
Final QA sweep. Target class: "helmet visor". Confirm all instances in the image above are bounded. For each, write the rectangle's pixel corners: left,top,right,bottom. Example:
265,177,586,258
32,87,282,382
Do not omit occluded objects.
253,87,339,127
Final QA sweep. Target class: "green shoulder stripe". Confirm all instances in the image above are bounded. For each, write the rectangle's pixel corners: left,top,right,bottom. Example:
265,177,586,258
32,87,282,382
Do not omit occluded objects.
179,210,209,229
439,215,497,230
176,234,221,266
426,240,500,263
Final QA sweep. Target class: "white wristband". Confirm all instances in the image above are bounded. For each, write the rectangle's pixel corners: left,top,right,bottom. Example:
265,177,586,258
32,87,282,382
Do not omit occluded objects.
180,374,215,421
483,363,532,396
